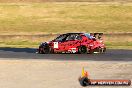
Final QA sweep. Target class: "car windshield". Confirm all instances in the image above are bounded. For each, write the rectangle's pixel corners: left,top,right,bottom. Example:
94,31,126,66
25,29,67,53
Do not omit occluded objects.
54,34,67,41
84,33,94,39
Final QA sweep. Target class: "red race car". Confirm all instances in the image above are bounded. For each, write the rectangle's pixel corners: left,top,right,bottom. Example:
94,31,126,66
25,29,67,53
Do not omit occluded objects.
37,33,106,54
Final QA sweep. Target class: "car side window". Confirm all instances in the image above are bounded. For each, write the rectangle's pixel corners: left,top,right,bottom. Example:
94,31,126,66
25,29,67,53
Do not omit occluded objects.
66,34,76,41
75,35,82,40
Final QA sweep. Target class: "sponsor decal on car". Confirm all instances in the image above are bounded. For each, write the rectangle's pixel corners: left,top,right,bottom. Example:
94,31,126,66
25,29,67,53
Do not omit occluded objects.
68,48,77,53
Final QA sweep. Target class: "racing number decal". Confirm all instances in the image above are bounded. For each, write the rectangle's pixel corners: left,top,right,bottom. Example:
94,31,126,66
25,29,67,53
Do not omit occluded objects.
53,42,58,48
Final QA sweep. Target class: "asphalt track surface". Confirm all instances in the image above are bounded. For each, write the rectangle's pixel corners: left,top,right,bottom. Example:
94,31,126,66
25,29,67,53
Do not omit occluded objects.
0,47,132,61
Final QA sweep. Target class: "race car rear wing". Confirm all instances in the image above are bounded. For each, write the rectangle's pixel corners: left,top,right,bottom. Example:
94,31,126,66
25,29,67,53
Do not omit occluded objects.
90,33,103,40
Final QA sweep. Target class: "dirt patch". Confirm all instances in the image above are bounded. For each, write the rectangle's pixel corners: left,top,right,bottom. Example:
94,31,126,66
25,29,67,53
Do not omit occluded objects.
0,59,131,88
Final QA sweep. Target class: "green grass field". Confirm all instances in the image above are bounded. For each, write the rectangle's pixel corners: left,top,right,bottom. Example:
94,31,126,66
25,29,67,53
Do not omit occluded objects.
0,3,132,34
0,0,131,3
0,2,132,48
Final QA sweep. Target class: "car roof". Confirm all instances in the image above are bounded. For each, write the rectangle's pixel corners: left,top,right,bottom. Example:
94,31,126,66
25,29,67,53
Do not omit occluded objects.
64,33,83,35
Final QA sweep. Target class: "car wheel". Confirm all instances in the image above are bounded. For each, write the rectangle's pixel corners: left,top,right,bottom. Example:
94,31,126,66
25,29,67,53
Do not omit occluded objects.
38,47,44,54
78,46,87,54
43,45,52,54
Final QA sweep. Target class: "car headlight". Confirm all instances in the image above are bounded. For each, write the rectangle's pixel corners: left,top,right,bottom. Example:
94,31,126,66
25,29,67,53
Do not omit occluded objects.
40,42,46,46
40,42,43,45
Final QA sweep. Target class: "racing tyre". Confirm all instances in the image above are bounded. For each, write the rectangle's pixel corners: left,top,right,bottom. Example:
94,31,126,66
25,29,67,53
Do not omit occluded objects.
78,46,87,54
41,45,53,54
43,47,50,54
38,47,44,54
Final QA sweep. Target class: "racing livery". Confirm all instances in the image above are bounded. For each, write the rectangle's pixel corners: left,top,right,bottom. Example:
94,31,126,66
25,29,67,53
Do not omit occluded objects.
37,33,106,54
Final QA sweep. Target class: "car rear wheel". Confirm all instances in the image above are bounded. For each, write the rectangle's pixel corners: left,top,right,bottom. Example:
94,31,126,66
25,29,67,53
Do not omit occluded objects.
78,46,87,54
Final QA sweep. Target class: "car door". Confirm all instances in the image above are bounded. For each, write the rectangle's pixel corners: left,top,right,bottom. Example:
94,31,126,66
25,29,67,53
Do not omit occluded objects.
53,34,68,52
54,34,74,52
64,34,81,52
